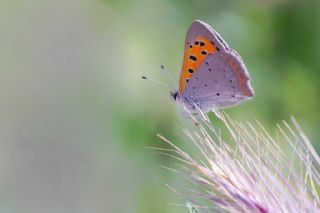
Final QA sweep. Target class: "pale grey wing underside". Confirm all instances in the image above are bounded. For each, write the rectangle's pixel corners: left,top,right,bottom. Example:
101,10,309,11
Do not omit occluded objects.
182,53,248,112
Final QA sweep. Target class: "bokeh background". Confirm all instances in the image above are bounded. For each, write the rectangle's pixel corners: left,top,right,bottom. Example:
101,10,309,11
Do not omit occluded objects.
0,0,319,212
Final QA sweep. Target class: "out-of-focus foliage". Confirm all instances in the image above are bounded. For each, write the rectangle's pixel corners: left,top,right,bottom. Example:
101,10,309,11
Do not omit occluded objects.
0,0,319,212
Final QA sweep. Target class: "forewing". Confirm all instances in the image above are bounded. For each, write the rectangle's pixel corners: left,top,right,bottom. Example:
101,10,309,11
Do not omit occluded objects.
178,20,229,95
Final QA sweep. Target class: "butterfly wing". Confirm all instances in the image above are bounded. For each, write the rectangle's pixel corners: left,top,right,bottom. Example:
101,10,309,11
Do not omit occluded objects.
179,20,253,112
178,20,230,95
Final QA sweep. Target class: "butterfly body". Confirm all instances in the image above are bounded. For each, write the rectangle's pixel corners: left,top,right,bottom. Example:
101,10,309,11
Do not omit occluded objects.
172,20,254,113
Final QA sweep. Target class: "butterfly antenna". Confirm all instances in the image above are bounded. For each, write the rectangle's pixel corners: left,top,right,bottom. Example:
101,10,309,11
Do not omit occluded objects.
141,75,173,89
160,65,178,89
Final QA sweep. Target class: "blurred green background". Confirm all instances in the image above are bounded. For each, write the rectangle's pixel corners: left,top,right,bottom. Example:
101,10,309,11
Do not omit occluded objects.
0,0,319,212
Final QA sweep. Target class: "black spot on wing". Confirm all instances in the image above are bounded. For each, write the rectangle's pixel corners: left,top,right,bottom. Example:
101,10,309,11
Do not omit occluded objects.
189,55,197,61
201,50,207,55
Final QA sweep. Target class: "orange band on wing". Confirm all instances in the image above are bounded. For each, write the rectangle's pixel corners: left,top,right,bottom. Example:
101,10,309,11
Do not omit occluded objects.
179,36,218,95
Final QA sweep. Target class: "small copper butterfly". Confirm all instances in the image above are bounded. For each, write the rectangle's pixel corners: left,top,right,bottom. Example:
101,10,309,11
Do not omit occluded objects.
171,20,254,114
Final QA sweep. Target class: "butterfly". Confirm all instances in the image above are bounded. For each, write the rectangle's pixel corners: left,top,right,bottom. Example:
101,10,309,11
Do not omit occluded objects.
171,20,254,114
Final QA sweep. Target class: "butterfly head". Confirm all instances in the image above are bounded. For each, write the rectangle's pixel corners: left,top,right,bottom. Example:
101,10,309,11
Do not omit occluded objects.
170,90,179,101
